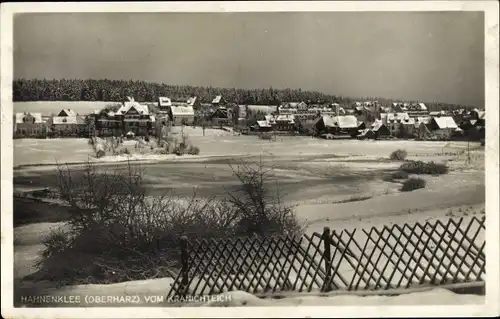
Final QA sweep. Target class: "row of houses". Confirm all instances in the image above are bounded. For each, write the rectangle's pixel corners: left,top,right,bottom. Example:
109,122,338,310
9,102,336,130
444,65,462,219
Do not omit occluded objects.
14,93,486,141
14,109,88,137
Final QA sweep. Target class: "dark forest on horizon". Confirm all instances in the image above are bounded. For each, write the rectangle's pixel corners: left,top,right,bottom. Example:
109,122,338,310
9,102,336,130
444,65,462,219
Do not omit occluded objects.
13,78,477,110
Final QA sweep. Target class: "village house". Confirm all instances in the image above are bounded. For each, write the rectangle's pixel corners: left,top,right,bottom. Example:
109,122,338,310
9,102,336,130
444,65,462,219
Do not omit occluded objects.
49,108,86,136
51,115,86,136
252,120,273,132
115,98,153,136
93,109,121,137
170,103,195,126
57,109,78,117
370,120,391,139
14,112,46,137
380,112,415,137
158,96,196,126
404,103,429,118
210,107,233,126
265,114,296,131
314,115,359,136
352,101,379,126
426,116,459,139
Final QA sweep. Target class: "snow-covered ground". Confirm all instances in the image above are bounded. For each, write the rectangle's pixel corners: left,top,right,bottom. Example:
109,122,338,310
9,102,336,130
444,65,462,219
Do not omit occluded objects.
14,135,477,168
12,135,486,309
15,276,484,307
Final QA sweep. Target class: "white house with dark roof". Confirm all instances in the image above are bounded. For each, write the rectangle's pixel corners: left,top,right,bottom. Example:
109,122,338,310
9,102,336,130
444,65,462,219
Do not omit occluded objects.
380,112,416,136
114,98,153,136
170,104,195,126
51,115,86,135
426,116,459,138
14,112,46,137
313,115,359,136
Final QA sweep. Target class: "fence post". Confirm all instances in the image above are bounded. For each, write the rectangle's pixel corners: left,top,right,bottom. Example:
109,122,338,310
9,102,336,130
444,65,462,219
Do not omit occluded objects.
179,235,189,297
322,227,332,292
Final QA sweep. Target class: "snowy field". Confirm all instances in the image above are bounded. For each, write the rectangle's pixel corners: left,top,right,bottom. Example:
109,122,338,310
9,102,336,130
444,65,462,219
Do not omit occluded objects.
14,131,477,167
13,132,485,306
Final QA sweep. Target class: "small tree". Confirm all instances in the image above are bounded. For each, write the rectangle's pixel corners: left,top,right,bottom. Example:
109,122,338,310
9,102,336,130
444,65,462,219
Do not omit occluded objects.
226,157,303,237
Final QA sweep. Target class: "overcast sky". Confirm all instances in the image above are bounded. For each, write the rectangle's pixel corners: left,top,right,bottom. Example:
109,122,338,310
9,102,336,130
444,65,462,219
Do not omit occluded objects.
14,12,484,106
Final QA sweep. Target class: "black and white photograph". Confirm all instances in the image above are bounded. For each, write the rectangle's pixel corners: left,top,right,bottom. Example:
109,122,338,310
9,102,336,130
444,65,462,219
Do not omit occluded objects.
1,1,499,318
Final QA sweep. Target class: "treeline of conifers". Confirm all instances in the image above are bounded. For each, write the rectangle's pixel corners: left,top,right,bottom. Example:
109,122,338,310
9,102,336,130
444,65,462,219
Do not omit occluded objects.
13,78,470,111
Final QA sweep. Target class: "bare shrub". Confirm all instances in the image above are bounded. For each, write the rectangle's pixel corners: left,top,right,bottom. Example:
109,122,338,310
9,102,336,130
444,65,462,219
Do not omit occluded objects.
389,149,408,161
187,145,200,155
391,170,409,180
36,158,301,285
226,157,303,237
401,177,427,192
399,160,449,175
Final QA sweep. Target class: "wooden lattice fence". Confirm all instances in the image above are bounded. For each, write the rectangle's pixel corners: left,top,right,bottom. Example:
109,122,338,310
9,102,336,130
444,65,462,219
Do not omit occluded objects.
167,216,485,298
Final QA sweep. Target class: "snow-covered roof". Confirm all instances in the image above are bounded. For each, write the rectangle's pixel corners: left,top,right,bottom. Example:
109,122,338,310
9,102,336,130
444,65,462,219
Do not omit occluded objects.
158,97,172,107
116,101,149,116
335,115,358,128
256,120,272,128
275,114,295,123
15,112,43,124
212,95,222,104
187,97,197,106
418,103,427,110
432,116,458,129
52,116,85,125
58,109,77,117
171,105,194,116
371,120,386,131
478,111,486,120
381,112,412,123
414,116,432,127
319,115,358,129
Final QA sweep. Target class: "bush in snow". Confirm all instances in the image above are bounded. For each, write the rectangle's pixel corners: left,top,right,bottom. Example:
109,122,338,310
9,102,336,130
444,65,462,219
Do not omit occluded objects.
35,158,302,285
389,149,408,161
401,177,427,192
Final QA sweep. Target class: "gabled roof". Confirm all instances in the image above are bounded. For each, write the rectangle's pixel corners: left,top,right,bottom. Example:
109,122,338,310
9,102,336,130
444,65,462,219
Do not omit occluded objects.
478,111,486,120
116,101,149,116
418,103,427,110
371,120,386,131
318,115,358,129
187,97,197,106
58,109,77,117
358,128,374,137
212,107,230,118
432,116,458,129
15,112,43,124
52,116,86,125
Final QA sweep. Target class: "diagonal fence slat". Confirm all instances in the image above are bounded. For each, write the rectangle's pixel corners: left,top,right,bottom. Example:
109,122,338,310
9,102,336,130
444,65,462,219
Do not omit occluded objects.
167,217,486,297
